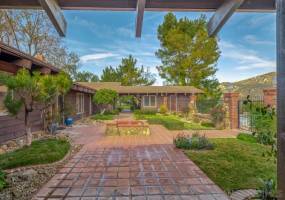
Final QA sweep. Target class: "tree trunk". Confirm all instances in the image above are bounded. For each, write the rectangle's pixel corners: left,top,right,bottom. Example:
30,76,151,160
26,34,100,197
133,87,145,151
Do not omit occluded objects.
25,109,32,146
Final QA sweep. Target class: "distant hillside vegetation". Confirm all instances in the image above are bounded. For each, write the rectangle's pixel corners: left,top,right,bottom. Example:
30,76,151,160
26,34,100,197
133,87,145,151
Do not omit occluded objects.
220,72,276,98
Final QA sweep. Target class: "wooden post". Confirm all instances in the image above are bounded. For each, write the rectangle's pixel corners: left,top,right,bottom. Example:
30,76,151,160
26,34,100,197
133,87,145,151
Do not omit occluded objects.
276,0,285,197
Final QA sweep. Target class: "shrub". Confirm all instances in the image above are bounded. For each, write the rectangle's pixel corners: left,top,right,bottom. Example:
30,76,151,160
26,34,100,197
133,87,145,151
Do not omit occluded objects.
173,133,214,150
159,104,168,114
237,133,257,143
201,122,215,128
257,179,277,200
0,170,6,191
173,133,191,149
244,97,276,145
134,109,157,115
256,132,276,146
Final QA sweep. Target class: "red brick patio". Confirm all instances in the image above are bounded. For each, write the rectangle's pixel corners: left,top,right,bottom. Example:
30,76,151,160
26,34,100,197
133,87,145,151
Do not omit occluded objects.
34,124,231,199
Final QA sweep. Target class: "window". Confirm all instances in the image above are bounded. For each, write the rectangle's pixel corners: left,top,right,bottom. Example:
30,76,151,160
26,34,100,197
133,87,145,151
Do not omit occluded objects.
0,71,11,116
76,93,84,114
0,85,8,116
143,95,156,107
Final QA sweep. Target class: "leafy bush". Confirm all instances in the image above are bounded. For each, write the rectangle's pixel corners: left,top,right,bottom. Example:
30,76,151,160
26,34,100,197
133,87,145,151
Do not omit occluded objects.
0,170,7,191
243,97,276,145
134,109,157,115
237,133,257,143
257,179,277,200
159,104,168,114
174,133,214,150
93,89,118,113
91,114,115,120
201,122,215,128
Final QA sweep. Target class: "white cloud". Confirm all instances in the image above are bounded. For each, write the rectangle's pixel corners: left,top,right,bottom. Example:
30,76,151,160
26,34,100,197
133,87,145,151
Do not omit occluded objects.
244,35,275,46
219,40,276,71
80,53,118,63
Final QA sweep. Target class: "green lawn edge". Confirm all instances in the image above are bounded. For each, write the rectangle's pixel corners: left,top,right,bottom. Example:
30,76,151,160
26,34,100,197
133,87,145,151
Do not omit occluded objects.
185,138,276,192
0,138,70,170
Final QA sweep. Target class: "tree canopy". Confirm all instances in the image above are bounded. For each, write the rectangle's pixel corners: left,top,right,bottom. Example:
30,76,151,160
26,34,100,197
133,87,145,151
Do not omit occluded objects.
100,55,156,86
93,89,118,106
156,13,221,98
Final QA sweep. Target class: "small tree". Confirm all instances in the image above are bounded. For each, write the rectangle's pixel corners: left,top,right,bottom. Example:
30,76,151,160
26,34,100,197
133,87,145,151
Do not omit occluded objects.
2,69,71,145
38,71,72,130
93,89,118,113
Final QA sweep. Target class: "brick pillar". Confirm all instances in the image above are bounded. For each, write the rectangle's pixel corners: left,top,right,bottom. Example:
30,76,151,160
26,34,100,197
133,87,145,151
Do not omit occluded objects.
263,88,277,107
223,93,240,129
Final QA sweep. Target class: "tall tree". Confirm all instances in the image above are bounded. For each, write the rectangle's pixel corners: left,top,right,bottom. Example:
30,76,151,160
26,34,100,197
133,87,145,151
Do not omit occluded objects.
0,10,68,68
101,55,156,86
100,66,121,82
118,55,155,86
156,13,221,98
76,71,99,82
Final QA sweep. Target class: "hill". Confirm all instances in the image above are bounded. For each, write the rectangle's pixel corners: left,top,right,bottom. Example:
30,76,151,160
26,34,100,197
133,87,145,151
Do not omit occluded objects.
220,72,276,98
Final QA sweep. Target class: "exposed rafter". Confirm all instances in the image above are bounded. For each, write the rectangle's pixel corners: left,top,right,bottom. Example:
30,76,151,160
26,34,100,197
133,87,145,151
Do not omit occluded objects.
38,0,67,37
0,0,275,11
135,0,146,38
207,0,245,37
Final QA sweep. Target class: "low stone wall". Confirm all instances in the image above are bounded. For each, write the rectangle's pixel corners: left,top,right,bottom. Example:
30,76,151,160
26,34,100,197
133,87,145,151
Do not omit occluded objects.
193,113,212,123
106,120,150,136
0,131,47,155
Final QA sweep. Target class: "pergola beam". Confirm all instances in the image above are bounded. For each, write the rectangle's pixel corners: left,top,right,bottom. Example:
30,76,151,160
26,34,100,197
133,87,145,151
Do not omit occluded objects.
38,0,67,37
0,0,276,11
135,0,146,38
207,0,245,37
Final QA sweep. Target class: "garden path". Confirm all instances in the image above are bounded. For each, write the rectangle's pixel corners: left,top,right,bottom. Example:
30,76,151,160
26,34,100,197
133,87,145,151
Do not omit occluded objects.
34,123,231,200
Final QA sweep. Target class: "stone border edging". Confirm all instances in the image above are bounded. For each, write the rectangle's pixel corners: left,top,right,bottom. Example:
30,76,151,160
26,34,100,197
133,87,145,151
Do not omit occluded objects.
230,189,258,200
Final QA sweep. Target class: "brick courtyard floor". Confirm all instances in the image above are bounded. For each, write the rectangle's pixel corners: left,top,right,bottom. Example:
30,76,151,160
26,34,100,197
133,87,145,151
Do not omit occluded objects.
34,123,233,200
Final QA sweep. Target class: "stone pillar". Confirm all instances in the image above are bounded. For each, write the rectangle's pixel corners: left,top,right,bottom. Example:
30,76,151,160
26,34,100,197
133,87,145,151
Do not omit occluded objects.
223,93,239,129
263,88,277,107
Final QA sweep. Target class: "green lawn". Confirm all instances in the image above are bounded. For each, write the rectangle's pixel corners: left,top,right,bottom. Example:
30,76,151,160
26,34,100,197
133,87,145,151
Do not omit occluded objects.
0,139,70,169
135,113,213,130
185,138,276,192
91,114,115,120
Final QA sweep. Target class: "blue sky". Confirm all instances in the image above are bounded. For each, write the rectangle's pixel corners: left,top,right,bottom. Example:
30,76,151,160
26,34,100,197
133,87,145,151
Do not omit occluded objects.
63,11,276,85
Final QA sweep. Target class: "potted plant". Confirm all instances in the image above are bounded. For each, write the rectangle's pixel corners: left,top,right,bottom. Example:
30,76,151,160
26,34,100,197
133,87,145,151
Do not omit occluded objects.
63,102,75,126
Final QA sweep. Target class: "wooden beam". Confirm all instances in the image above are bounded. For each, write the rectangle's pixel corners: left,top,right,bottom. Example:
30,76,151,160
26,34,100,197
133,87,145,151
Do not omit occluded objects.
207,0,245,37
276,0,285,198
13,59,32,69
0,0,276,11
135,0,146,38
0,60,19,74
38,0,67,37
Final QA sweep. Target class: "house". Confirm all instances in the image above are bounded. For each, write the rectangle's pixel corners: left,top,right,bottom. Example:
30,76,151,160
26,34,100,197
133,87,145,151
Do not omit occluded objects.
77,82,203,112
0,42,94,144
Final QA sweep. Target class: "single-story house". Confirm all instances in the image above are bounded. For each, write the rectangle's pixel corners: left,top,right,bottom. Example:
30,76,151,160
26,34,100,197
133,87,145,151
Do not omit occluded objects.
0,42,94,144
77,82,203,112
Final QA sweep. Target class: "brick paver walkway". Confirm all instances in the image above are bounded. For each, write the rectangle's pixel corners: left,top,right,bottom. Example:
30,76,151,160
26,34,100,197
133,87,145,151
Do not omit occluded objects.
34,124,231,200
